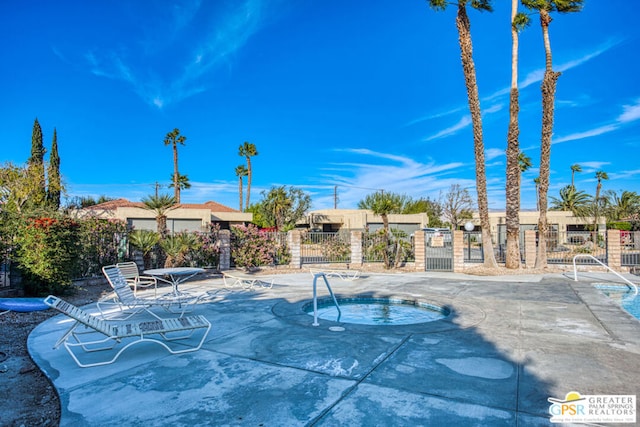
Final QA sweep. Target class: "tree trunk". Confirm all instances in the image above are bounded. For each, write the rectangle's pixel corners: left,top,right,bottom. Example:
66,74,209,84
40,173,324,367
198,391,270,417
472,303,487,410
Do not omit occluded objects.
245,157,252,209
173,144,180,204
456,3,497,268
535,10,561,269
238,177,244,211
382,214,391,269
158,215,168,239
505,0,521,269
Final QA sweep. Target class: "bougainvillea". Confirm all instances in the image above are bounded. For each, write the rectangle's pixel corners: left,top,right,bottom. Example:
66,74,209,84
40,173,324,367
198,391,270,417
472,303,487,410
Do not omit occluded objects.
230,224,277,269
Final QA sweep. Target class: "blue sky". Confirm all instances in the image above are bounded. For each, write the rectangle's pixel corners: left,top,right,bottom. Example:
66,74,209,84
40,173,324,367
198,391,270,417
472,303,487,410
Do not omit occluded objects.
2,1,639,212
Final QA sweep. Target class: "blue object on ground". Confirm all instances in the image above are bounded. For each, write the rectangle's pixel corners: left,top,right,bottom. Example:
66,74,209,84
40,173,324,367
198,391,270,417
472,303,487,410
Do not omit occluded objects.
0,298,50,313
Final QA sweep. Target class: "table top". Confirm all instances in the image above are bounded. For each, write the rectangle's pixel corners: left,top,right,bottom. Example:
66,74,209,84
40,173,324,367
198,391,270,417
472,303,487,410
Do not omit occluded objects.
144,267,205,276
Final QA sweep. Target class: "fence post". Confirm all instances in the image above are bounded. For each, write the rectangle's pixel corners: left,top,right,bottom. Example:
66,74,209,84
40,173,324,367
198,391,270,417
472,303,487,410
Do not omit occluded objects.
350,231,363,267
607,229,621,270
414,231,426,271
288,230,302,269
452,230,464,272
218,230,231,271
524,230,536,268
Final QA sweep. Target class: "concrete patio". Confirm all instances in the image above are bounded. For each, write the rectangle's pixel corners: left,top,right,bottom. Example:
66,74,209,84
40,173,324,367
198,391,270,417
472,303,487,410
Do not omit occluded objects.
28,270,640,426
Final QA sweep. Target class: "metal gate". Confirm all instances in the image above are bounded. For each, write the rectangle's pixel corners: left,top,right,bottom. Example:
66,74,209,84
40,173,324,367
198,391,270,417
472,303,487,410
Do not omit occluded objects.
424,230,453,271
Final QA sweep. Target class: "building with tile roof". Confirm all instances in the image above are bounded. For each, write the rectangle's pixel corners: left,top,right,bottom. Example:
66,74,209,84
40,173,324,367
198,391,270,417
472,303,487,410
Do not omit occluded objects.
78,198,252,232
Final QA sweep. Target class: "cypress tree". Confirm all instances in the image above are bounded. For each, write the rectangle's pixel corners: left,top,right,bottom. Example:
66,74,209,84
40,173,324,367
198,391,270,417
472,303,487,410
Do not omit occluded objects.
47,128,61,210
28,118,47,207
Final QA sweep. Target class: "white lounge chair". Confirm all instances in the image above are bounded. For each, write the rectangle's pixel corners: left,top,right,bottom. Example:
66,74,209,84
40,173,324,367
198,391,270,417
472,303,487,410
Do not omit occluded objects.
222,272,274,290
99,265,200,319
44,295,211,368
309,268,361,281
116,261,158,297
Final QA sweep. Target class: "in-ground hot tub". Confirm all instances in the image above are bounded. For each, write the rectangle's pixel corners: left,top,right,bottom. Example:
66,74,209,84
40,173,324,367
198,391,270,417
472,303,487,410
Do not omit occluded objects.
304,297,450,326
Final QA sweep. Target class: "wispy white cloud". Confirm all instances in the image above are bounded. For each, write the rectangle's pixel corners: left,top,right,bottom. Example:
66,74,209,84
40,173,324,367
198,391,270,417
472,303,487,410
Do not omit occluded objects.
316,148,472,209
554,97,640,144
575,161,611,173
618,98,640,123
83,0,277,108
412,40,621,142
485,148,504,161
424,115,472,141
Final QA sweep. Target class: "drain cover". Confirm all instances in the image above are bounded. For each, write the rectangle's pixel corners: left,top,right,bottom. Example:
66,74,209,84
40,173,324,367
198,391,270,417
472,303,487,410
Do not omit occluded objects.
329,326,345,332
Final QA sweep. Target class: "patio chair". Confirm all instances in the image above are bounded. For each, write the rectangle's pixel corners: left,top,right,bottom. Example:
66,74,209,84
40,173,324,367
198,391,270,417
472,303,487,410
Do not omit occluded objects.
99,265,200,319
222,272,274,290
116,261,158,297
44,295,211,368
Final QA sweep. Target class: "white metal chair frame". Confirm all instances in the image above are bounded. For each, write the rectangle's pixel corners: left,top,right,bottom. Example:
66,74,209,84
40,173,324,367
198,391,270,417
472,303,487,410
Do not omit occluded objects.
100,265,200,319
116,261,158,297
222,272,274,290
44,295,211,368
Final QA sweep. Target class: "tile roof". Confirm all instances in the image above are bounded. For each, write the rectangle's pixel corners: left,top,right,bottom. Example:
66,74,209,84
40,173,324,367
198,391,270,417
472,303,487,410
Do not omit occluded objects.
85,199,239,213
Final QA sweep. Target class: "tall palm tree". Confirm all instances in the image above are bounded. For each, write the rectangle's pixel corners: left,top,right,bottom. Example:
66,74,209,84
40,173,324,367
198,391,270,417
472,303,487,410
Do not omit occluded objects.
550,185,591,217
522,0,584,269
164,128,187,204
141,194,177,238
235,165,248,211
570,163,582,189
592,169,609,228
505,2,530,269
238,142,258,209
168,173,191,200
428,0,497,268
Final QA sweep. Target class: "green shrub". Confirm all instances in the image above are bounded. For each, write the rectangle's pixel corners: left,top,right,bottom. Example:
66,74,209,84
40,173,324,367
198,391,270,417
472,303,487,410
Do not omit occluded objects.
607,221,632,231
15,216,80,295
75,218,127,277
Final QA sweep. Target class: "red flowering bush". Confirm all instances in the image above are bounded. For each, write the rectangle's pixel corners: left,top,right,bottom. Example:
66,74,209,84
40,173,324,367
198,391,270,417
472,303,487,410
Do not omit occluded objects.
230,224,277,269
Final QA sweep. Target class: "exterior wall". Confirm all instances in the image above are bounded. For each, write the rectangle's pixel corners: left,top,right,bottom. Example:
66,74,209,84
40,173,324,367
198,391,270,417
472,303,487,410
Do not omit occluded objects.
79,205,252,231
288,230,302,269
607,229,621,270
413,231,426,271
469,210,606,234
304,209,429,231
350,231,363,267
452,231,465,272
219,230,231,270
524,230,536,268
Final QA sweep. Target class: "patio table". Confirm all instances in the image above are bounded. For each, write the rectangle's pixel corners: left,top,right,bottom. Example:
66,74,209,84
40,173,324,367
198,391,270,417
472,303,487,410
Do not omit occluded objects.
143,267,205,296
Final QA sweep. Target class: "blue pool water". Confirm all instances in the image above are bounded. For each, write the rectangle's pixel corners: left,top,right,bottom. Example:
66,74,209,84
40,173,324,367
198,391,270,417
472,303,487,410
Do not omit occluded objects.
595,284,640,321
305,297,450,325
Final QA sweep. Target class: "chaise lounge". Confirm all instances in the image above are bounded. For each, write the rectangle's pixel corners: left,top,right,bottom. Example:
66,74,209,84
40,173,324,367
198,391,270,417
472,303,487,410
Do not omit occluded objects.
44,295,211,368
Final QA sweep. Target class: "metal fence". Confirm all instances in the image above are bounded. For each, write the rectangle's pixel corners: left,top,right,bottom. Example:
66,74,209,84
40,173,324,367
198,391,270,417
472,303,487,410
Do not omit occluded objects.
301,231,351,263
1,249,10,289
545,230,607,264
361,230,415,264
621,231,640,266
424,230,452,271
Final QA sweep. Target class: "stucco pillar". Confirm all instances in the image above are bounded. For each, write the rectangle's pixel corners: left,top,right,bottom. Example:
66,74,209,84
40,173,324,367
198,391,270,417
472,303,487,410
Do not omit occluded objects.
350,231,363,267
524,230,537,268
219,229,231,270
414,231,425,271
607,229,621,270
288,230,302,269
452,230,465,272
